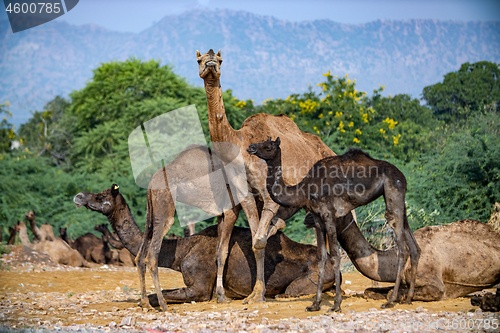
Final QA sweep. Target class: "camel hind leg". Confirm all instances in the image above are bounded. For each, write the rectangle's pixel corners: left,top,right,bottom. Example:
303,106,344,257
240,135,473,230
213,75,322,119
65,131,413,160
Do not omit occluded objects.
381,184,410,308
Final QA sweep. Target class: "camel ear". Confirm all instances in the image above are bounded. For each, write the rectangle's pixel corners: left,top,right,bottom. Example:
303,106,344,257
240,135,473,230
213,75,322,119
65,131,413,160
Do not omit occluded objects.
217,49,221,57
196,50,201,58
275,137,281,147
267,137,272,141
111,184,120,197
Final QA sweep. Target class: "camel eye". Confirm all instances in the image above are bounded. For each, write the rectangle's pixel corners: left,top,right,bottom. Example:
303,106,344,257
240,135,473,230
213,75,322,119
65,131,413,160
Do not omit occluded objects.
266,146,272,151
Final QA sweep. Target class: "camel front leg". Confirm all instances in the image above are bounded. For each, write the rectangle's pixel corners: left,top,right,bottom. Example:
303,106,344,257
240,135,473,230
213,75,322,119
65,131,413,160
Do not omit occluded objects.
403,214,421,304
135,238,153,310
241,193,269,304
306,215,327,312
215,206,240,303
146,215,175,312
324,218,342,312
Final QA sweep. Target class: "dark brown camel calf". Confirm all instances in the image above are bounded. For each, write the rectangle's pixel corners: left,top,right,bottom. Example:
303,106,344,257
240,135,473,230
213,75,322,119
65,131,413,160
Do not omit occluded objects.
247,138,420,312
73,184,338,304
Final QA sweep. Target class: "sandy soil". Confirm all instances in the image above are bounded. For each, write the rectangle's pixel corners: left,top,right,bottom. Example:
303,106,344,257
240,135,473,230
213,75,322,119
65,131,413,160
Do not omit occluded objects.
0,245,498,332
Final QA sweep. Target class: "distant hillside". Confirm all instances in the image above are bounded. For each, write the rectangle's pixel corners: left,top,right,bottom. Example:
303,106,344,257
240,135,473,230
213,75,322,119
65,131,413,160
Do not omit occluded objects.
1,9,499,126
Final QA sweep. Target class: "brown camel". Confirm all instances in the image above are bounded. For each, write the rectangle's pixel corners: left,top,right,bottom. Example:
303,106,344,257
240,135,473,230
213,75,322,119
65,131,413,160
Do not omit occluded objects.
94,224,136,267
305,212,500,302
247,138,420,311
25,211,55,242
15,221,90,267
196,48,346,305
59,227,111,264
7,226,16,245
138,144,299,310
73,184,338,304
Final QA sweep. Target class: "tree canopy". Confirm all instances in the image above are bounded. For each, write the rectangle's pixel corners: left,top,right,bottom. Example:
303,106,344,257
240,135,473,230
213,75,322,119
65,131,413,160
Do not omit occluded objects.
422,61,500,123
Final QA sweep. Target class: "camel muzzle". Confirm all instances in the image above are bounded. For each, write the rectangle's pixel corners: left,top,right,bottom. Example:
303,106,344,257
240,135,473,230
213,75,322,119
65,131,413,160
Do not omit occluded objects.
247,144,257,155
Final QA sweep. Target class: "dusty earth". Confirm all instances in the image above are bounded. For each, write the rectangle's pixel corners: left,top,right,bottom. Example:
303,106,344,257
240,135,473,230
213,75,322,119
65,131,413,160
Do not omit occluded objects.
0,245,499,332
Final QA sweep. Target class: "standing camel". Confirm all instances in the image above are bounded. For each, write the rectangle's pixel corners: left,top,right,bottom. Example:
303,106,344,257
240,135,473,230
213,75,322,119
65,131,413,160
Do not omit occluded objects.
247,138,420,311
137,144,299,310
196,49,343,304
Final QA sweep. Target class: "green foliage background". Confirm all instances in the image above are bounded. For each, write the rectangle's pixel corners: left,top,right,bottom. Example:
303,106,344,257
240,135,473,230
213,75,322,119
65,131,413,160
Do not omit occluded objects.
1,58,499,245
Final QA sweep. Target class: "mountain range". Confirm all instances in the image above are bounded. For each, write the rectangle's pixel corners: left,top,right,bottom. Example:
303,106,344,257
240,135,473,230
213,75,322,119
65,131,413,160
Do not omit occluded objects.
1,9,499,127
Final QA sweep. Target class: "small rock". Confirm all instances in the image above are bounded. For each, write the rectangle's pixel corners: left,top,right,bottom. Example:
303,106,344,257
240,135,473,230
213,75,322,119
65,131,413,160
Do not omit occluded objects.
119,316,134,326
416,306,424,313
475,308,482,313
109,321,117,328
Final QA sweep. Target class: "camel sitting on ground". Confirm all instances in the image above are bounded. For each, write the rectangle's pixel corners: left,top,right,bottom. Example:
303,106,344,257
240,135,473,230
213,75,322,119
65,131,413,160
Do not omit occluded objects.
73,184,338,303
247,138,420,312
59,227,111,264
303,212,500,301
25,211,55,242
94,224,135,267
15,221,90,267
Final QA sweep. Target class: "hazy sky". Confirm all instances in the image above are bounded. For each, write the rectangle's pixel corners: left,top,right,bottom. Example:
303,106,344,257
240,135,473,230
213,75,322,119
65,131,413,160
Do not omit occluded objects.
2,0,496,33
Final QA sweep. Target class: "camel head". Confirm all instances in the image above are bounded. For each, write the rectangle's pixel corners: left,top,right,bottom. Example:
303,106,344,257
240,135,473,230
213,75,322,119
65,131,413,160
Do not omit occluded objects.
73,184,121,216
59,227,67,238
25,211,35,221
247,137,281,161
197,49,223,79
94,223,108,234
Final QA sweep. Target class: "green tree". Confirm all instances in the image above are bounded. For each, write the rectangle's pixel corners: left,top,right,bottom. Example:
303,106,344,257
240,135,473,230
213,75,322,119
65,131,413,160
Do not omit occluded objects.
18,96,72,165
422,61,500,123
407,110,500,225
0,101,17,153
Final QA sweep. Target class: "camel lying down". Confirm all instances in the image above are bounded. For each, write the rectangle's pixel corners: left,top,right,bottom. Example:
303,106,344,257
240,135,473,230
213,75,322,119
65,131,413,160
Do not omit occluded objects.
349,219,500,302
74,185,337,304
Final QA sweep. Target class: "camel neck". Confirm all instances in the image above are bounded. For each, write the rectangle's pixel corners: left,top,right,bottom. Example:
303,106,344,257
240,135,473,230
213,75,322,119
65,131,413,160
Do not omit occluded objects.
336,215,398,282
107,195,144,256
265,149,304,207
203,76,237,145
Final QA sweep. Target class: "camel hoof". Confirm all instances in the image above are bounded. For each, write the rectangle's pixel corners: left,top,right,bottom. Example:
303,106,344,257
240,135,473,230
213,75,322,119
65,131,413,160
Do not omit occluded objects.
327,306,341,313
305,304,321,312
217,294,232,304
381,301,396,309
243,293,265,304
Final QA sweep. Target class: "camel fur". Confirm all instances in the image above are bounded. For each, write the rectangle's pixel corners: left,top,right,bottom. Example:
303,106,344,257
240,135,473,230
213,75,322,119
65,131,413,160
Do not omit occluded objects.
247,138,421,311
73,184,338,304
15,221,90,267
7,226,16,245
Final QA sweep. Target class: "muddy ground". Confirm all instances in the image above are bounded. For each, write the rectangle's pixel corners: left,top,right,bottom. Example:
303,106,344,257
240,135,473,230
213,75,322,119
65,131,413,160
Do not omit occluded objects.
0,245,498,332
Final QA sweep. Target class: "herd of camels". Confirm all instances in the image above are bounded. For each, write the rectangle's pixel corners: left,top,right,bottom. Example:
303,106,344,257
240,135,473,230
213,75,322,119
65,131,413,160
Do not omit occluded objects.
6,49,500,313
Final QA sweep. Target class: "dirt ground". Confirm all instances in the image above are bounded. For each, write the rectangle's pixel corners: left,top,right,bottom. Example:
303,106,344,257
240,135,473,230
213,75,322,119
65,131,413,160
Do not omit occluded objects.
0,245,498,332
